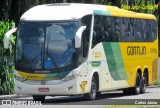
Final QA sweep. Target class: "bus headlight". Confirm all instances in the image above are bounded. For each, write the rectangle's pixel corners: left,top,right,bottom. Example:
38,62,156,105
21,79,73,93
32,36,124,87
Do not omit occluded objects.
15,75,27,82
61,74,77,82
62,70,81,82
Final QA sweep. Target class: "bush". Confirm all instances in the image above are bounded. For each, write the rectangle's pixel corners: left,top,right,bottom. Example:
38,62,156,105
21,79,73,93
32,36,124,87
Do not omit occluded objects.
0,20,16,95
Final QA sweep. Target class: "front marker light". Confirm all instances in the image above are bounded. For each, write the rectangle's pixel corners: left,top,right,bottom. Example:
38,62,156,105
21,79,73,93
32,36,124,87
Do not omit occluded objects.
62,70,81,82
62,74,76,82
15,75,27,82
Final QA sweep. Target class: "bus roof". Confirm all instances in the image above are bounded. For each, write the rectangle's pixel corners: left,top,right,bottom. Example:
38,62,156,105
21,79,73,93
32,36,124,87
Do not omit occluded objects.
106,6,156,19
20,3,156,21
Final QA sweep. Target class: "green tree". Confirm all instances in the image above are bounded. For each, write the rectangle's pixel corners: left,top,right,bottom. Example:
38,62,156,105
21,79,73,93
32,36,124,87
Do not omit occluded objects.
0,20,15,94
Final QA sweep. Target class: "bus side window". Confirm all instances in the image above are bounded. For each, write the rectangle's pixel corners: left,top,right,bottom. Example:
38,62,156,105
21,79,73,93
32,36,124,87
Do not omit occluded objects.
142,19,148,42
81,15,92,58
146,20,152,41
114,17,121,42
135,32,142,42
104,16,114,42
151,20,157,41
103,17,108,42
134,19,143,42
103,31,109,42
146,19,157,42
102,16,108,42
92,15,103,48
127,18,135,42
122,18,129,41
140,19,144,41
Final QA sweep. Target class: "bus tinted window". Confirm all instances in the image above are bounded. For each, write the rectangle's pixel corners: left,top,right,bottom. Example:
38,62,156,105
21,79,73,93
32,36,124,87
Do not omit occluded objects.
134,19,143,41
123,18,132,42
92,15,103,48
92,15,157,48
104,16,114,42
113,17,121,42
142,19,147,41
151,20,157,41
146,20,151,41
81,15,92,60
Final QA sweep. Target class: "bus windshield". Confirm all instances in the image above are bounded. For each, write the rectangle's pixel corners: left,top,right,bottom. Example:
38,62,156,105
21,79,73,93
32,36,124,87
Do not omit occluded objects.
15,21,78,72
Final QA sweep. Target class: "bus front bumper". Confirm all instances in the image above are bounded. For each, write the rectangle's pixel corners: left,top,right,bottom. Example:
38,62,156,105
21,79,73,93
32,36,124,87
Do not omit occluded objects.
15,79,86,96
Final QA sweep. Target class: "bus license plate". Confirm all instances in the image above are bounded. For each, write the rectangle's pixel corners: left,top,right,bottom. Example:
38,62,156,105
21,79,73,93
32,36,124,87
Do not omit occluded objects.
38,88,49,92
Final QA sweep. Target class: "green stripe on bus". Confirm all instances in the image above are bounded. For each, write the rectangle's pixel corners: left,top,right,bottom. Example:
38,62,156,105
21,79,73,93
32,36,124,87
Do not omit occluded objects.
102,42,128,81
93,10,110,16
45,71,70,79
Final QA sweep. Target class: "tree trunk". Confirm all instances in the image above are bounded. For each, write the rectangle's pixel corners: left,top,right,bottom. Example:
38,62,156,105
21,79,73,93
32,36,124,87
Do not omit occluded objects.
129,0,134,8
0,0,12,21
110,0,122,8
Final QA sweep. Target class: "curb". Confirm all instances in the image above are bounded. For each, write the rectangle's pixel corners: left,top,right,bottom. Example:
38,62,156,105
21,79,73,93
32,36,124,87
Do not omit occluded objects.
147,85,160,88
0,94,30,100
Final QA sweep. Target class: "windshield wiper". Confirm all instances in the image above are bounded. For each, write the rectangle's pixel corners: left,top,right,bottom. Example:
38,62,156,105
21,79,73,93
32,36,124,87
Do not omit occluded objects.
29,42,44,68
29,52,41,68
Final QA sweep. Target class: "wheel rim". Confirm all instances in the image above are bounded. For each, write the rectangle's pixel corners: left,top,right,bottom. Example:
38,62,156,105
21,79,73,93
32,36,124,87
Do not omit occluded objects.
142,77,146,91
136,75,140,92
91,81,96,96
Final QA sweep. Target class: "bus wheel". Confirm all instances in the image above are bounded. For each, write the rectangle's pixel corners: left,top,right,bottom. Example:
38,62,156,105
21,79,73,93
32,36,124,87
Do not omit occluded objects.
140,76,146,94
84,77,97,100
33,95,45,102
132,73,141,95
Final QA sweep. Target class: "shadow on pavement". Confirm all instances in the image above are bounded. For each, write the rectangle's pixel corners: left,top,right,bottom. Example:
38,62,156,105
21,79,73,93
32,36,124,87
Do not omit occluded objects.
43,91,152,105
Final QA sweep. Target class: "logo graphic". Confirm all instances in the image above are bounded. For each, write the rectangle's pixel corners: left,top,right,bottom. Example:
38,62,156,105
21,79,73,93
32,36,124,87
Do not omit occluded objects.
1,100,42,105
80,81,87,92
41,80,46,85
92,51,103,59
2,100,11,105
91,61,101,67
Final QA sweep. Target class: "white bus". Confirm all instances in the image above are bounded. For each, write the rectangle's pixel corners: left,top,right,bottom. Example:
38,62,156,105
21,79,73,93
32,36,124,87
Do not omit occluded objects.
4,3,158,102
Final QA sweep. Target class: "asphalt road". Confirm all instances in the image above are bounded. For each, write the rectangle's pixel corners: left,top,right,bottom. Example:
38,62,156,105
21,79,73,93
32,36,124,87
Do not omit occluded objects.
10,86,159,105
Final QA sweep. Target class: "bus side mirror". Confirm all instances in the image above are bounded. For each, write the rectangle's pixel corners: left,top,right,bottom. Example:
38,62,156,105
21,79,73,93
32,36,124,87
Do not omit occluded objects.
3,28,17,49
75,26,86,48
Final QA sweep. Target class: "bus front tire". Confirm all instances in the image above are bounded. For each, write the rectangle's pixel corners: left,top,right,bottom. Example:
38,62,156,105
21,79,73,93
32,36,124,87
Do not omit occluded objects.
84,77,97,100
33,95,45,102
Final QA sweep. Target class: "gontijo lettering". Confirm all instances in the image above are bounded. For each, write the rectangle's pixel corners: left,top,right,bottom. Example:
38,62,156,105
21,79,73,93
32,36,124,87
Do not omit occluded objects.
127,46,146,56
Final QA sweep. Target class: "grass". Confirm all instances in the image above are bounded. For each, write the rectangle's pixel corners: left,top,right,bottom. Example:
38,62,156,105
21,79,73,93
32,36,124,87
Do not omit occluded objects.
154,80,160,86
101,105,159,108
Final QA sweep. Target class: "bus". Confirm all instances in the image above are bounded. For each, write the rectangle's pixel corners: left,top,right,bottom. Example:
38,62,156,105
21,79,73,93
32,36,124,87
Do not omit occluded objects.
4,3,158,102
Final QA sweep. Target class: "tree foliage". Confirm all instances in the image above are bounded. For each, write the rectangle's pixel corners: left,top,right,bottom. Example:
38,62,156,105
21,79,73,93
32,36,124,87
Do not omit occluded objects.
0,20,15,94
